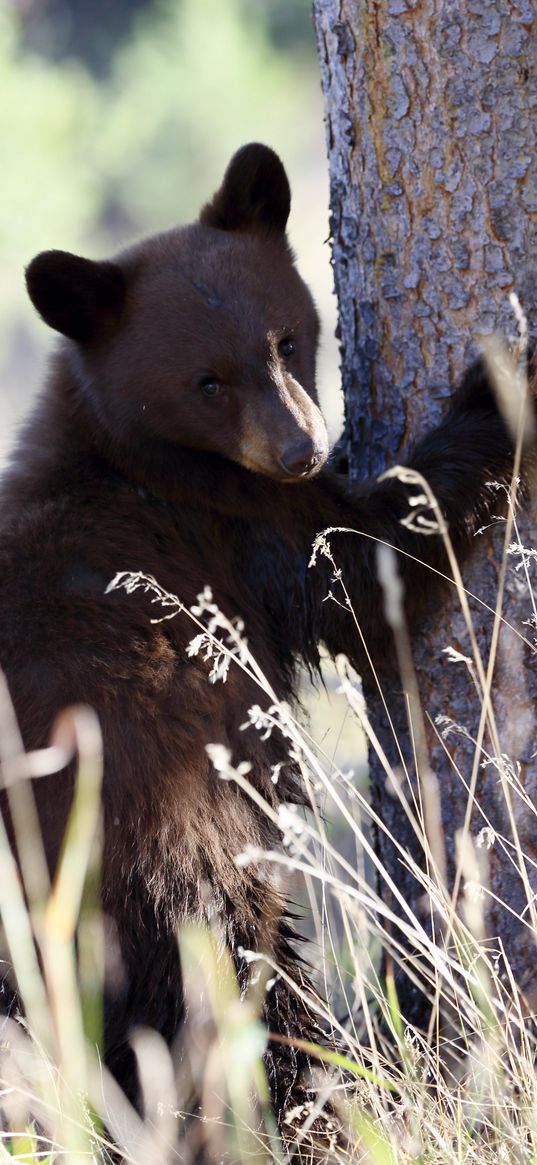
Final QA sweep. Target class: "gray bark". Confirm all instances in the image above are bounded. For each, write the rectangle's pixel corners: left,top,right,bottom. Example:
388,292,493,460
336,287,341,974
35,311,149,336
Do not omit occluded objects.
313,0,537,1025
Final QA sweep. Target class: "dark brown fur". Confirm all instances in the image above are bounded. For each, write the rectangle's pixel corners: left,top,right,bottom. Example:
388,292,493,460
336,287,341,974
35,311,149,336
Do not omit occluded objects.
0,144,522,1134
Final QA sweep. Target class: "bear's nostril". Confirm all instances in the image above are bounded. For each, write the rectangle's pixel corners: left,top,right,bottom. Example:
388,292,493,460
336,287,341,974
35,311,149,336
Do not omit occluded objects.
280,438,319,477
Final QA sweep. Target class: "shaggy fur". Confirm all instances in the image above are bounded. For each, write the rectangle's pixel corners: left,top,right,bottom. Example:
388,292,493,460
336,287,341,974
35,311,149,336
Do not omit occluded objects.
0,144,519,1134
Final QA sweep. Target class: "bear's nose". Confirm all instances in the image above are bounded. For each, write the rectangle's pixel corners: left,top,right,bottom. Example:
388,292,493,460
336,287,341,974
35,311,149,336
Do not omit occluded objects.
279,438,320,478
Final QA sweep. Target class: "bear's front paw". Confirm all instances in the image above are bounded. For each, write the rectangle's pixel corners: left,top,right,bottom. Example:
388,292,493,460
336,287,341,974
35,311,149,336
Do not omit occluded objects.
450,355,500,418
451,345,536,427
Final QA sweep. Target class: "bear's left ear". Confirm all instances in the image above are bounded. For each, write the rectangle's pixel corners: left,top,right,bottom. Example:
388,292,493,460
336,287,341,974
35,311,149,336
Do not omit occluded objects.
200,143,291,235
25,250,126,343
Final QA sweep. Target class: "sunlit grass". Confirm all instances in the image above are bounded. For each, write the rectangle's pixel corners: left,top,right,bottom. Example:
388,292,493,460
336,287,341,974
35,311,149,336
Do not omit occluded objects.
0,341,536,1162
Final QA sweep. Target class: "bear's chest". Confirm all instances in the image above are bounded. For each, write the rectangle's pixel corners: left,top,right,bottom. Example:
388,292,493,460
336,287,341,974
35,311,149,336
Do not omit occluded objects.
60,487,310,714
132,497,311,672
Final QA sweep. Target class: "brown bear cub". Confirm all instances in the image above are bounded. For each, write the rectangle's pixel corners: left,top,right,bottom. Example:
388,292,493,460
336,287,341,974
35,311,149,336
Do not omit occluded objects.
0,144,521,1136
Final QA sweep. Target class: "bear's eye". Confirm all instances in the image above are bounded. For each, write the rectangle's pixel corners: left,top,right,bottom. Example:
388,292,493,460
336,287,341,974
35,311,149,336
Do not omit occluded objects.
278,336,296,359
200,377,222,398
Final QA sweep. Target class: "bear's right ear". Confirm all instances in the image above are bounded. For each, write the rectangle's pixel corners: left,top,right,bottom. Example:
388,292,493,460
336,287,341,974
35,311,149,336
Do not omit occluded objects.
25,250,126,343
200,143,291,235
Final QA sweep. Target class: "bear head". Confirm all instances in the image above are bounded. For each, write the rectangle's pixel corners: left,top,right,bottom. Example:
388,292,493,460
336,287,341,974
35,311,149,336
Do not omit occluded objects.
25,144,329,483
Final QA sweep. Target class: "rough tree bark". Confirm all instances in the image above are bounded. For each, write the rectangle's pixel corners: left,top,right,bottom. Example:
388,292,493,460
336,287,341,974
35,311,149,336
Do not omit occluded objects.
312,0,537,1026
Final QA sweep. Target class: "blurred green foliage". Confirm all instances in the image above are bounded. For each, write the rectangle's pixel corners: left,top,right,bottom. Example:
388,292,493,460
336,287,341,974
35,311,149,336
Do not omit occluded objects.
19,0,315,76
1,0,320,255
97,0,316,233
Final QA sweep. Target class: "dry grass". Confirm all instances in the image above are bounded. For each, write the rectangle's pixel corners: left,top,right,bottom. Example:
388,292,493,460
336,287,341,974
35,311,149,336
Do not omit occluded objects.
0,335,536,1163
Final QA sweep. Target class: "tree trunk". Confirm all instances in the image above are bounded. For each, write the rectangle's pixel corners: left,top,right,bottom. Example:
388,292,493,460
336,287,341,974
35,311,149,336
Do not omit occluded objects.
313,0,537,1027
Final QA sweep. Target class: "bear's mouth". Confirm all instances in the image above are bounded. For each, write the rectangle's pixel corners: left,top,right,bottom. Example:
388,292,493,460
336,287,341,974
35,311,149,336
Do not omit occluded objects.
278,441,324,480
238,453,326,483
238,401,329,484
